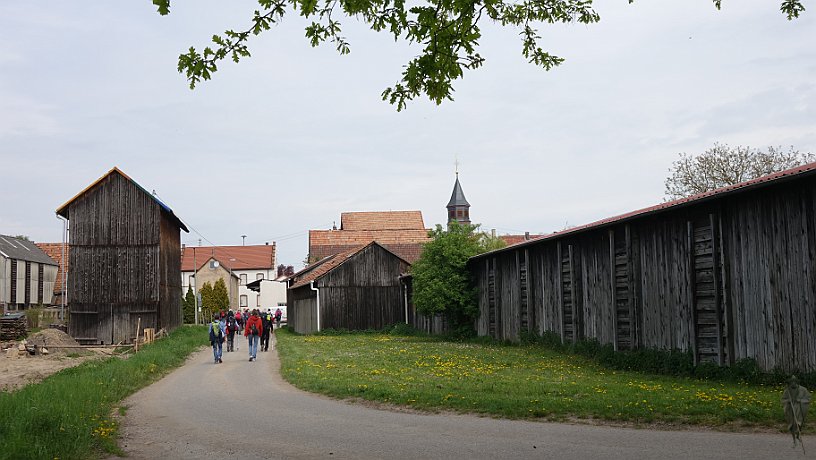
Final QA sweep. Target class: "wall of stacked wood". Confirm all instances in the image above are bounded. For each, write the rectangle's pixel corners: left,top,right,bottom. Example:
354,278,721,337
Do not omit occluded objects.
67,173,183,344
472,177,816,372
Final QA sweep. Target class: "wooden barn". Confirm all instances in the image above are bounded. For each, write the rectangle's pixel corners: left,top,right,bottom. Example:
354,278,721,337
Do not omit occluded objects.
56,167,189,344
470,162,816,372
287,241,410,334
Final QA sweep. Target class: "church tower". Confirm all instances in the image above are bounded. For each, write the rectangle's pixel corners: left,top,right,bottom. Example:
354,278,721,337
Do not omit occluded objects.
447,172,471,226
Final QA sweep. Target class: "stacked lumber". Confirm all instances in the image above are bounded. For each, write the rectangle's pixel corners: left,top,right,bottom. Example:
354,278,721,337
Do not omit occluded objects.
0,315,28,341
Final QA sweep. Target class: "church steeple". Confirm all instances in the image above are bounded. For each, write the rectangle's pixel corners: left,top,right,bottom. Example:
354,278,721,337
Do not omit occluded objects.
447,172,471,226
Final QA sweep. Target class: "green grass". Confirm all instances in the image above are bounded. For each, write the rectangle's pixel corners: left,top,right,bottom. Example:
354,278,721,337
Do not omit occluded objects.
277,329,786,428
0,325,206,460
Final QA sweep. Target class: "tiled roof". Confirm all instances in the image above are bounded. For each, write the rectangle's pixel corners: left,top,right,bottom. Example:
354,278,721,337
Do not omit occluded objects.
181,245,276,272
309,242,426,265
290,242,408,289
310,229,430,262
474,160,816,258
56,167,188,233
35,243,69,294
340,211,425,231
499,234,543,246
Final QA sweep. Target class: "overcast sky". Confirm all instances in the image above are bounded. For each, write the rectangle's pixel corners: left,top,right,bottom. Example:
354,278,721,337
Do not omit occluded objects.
1,1,814,267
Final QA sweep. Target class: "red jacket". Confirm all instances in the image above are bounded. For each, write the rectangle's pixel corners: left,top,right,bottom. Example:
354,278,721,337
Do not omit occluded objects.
244,315,263,337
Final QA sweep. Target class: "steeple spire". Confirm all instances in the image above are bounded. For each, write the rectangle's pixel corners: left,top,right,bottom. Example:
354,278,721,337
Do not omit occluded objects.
447,171,471,227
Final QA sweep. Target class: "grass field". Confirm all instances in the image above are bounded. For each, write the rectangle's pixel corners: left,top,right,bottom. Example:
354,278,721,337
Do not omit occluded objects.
0,325,205,460
276,329,786,428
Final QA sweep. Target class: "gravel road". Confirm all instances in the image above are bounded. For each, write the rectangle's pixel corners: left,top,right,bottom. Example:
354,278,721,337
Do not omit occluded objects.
113,337,806,459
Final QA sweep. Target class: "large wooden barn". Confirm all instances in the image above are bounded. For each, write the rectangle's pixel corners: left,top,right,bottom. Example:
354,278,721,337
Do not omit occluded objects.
288,241,410,334
470,162,816,372
57,167,189,344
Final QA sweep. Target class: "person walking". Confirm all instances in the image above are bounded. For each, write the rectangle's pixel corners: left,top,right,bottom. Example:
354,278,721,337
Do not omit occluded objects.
244,309,263,362
274,307,283,329
260,309,273,352
209,313,224,364
225,310,237,352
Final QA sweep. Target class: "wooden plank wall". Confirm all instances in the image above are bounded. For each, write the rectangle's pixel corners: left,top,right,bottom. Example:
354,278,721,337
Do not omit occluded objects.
67,173,166,344
472,176,816,372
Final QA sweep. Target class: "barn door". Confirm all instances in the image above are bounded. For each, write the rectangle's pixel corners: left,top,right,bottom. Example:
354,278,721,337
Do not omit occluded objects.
688,214,725,365
610,227,634,351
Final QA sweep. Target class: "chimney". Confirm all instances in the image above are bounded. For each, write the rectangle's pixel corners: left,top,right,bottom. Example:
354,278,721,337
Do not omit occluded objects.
524,232,530,241
265,242,269,245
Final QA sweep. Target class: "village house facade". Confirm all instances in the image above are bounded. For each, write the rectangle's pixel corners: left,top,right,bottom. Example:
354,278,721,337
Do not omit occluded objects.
181,244,277,311
0,235,59,313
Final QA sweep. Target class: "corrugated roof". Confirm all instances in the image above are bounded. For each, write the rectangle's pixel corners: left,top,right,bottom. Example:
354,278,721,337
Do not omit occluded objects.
181,245,276,272
473,160,816,259
0,236,58,266
56,167,189,233
340,211,426,231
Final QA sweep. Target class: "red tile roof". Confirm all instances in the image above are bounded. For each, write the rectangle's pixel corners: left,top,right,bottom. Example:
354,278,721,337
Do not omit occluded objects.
181,245,276,272
310,211,431,264
340,211,425,230
35,243,69,294
499,234,543,246
476,160,816,257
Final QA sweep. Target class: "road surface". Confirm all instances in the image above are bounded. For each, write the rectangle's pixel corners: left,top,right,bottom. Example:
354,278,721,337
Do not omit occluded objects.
114,337,805,459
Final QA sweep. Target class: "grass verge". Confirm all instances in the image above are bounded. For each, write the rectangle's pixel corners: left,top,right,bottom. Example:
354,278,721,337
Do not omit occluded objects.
276,328,786,429
0,325,205,460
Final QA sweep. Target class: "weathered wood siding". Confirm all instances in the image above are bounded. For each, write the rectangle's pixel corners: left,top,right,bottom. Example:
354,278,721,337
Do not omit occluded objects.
287,244,409,334
67,172,183,344
473,175,816,371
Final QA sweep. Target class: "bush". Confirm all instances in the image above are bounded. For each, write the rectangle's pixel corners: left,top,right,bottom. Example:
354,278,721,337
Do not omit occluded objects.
24,306,43,329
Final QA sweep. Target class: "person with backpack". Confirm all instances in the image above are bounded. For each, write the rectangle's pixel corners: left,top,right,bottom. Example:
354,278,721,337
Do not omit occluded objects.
225,310,237,352
244,309,263,362
260,310,273,352
274,307,283,329
235,309,243,330
209,313,225,364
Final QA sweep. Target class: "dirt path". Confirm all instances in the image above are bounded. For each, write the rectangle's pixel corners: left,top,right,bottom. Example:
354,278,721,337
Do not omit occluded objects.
112,336,806,460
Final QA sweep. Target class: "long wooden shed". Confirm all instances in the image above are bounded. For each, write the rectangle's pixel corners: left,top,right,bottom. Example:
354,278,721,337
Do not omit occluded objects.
470,162,816,372
288,241,410,334
57,167,189,344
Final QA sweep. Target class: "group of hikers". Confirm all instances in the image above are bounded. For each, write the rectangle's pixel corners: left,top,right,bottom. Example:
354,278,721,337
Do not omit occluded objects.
209,307,283,363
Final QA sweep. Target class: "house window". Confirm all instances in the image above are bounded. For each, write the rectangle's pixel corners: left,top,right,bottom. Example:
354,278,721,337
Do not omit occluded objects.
256,273,264,280
240,295,248,307
240,274,247,285
256,295,261,307
188,275,195,287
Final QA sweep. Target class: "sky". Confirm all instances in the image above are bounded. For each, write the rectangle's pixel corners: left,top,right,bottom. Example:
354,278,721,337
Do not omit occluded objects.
1,1,814,267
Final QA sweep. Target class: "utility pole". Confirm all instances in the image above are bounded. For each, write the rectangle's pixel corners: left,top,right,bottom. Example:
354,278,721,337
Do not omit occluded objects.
241,235,247,246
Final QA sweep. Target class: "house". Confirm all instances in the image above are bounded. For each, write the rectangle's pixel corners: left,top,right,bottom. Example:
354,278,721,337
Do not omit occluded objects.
192,256,240,311
35,242,69,308
56,167,188,344
288,241,411,334
469,161,816,372
0,235,59,313
181,244,276,311
308,211,430,264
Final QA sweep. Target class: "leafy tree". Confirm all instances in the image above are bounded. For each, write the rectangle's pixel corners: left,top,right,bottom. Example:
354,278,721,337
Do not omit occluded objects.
153,0,805,111
199,281,215,322
411,221,503,332
182,286,196,324
665,143,814,199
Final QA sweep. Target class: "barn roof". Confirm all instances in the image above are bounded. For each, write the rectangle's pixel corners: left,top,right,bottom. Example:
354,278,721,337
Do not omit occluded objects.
181,245,276,272
290,241,408,289
0,236,58,266
472,160,816,260
55,167,189,233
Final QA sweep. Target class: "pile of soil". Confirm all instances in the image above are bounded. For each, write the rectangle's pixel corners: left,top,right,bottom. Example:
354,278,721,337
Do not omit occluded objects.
1,329,107,392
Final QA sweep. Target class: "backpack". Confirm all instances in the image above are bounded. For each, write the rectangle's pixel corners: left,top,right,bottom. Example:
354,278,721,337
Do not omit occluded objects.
227,317,236,332
211,322,222,338
251,323,259,336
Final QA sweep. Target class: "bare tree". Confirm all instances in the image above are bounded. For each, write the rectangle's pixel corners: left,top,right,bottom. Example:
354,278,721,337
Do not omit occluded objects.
665,143,814,199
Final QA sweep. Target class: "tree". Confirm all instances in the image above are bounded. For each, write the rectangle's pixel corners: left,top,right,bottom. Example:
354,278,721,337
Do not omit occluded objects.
411,221,504,333
664,143,815,199
153,0,804,111
212,278,231,313
182,286,196,324
199,281,215,322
